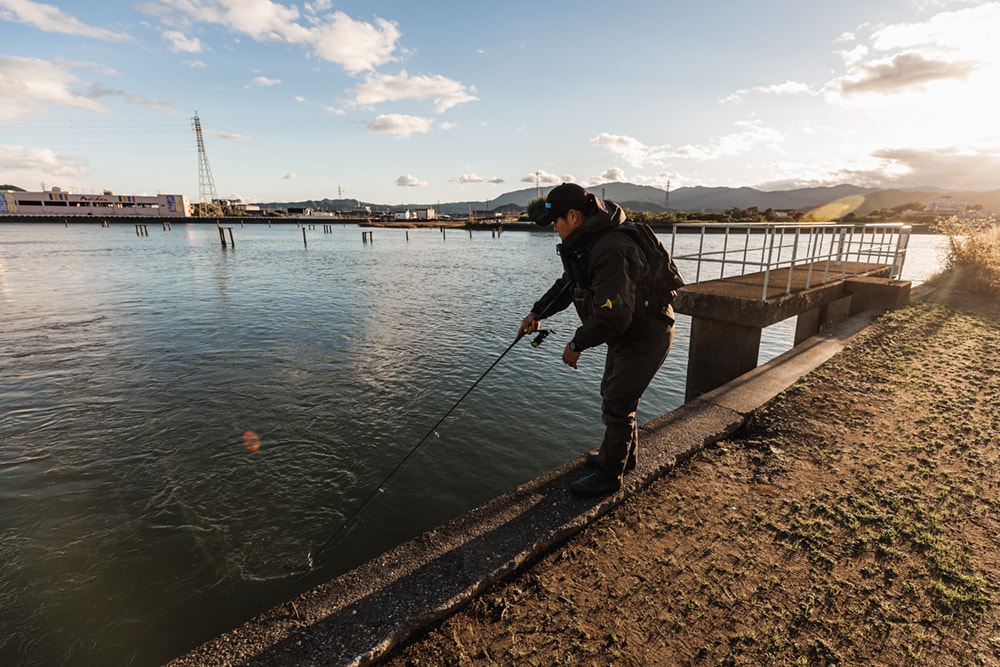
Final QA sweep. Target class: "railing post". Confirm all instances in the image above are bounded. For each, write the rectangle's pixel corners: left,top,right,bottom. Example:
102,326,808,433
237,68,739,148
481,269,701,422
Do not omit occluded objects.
891,227,911,280
761,225,777,300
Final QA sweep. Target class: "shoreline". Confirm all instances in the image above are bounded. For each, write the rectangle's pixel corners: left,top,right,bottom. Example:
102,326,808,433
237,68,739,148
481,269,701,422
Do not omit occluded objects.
0,214,940,234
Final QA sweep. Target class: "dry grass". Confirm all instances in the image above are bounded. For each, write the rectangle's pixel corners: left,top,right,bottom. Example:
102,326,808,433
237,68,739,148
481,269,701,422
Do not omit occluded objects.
935,219,1000,296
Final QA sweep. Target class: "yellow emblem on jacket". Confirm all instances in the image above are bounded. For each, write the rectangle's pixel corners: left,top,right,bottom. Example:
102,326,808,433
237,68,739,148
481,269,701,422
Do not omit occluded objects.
600,298,614,310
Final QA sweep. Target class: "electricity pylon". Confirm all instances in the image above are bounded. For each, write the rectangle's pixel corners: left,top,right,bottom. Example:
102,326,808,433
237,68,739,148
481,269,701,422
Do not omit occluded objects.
192,113,220,216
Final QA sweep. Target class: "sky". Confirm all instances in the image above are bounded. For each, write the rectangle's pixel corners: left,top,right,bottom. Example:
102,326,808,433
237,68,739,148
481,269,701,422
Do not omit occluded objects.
2,0,999,206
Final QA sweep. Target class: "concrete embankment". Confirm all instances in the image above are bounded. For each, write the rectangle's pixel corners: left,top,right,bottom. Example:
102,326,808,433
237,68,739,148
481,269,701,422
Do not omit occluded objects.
166,296,906,666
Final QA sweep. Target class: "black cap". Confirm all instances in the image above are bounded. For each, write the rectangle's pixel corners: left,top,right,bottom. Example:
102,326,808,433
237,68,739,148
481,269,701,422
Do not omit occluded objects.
535,183,590,226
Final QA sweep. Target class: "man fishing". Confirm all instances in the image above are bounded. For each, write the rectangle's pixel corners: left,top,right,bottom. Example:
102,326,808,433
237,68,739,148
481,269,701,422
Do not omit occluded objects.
518,183,675,498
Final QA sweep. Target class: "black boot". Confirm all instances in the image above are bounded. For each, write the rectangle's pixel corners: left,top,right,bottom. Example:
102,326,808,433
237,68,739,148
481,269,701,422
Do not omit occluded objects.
571,472,621,498
584,448,636,472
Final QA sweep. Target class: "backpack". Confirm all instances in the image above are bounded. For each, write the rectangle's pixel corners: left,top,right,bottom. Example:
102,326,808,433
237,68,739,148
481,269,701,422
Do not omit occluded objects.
615,221,685,318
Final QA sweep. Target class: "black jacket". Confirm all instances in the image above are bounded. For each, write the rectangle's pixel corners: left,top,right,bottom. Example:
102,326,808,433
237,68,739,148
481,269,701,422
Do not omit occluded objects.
531,196,649,350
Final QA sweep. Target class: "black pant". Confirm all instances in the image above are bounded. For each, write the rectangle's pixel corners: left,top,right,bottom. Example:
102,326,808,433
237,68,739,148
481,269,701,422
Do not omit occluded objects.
595,311,674,480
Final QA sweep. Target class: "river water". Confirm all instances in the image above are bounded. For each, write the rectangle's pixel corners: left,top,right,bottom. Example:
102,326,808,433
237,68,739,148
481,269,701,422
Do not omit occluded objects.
0,222,947,666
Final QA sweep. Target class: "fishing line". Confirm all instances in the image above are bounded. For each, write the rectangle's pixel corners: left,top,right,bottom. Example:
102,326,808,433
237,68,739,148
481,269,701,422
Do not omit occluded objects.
315,328,553,556
315,282,571,559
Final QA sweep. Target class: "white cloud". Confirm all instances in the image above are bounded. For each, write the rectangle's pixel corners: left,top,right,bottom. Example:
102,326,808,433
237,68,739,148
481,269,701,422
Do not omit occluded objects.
867,145,1000,191
753,140,1000,192
0,0,131,41
322,104,345,115
143,1,401,73
588,168,627,185
396,174,428,187
836,44,870,67
206,130,252,141
827,3,998,101
872,2,998,55
307,12,401,73
454,173,503,185
0,56,180,120
670,121,784,161
283,172,297,180
833,51,979,96
0,144,89,185
439,121,457,130
366,114,432,138
0,56,108,121
721,80,817,104
249,76,281,87
186,59,207,68
520,170,565,185
163,30,203,53
304,0,332,13
591,133,668,167
350,71,478,112
82,82,176,111
593,123,783,166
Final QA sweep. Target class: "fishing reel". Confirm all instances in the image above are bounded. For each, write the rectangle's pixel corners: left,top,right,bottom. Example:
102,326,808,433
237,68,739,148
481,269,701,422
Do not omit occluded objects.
530,329,555,348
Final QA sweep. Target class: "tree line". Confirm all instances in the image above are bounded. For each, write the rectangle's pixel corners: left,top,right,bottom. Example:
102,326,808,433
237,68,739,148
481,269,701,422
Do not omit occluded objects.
524,197,940,225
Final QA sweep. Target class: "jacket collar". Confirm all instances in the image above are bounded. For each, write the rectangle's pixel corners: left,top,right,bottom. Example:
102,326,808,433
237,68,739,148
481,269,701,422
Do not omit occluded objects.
562,196,625,253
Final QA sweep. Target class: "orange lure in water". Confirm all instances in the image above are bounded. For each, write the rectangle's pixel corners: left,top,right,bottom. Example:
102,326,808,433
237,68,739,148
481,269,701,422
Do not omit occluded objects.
242,430,261,453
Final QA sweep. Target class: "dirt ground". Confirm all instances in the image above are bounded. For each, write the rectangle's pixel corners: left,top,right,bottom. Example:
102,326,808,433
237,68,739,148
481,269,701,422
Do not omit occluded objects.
382,277,1000,667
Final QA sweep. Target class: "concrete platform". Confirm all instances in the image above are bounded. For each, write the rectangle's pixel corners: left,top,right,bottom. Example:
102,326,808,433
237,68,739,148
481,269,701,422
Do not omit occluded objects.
167,308,886,667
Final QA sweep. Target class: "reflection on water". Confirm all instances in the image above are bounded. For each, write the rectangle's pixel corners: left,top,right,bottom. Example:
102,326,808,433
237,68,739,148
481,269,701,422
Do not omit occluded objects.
0,223,946,666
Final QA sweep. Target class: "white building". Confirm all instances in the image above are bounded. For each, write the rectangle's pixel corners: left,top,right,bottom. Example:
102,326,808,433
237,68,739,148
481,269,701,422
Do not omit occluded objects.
926,196,966,215
0,189,191,217
414,207,435,221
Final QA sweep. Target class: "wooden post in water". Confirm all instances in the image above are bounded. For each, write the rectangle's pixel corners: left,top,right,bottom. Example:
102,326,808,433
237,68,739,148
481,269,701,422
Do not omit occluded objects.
303,227,308,247
135,224,149,236
218,226,235,247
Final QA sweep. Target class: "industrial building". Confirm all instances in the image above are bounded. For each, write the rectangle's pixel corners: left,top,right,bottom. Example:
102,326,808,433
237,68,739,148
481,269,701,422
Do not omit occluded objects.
0,189,191,217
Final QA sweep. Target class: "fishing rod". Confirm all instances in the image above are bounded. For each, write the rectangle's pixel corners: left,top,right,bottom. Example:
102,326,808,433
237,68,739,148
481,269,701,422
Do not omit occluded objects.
315,326,556,557
314,282,571,559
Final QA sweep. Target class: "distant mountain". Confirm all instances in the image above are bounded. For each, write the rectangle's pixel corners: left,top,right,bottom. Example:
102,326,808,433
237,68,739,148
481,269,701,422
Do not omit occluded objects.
230,182,1000,217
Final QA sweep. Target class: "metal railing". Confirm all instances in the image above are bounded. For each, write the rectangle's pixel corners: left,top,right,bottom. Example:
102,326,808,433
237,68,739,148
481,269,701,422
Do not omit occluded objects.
666,222,911,301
